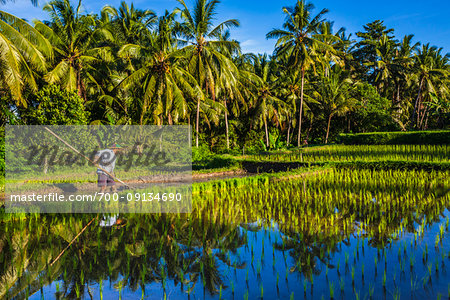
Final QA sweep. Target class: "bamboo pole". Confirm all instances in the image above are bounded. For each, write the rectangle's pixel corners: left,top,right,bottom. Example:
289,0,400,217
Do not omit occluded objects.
50,216,98,266
43,126,129,188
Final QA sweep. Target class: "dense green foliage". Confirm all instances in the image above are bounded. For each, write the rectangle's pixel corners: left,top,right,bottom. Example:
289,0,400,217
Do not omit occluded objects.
241,144,450,171
0,127,4,176
0,0,448,151
0,168,449,298
338,130,450,145
22,85,90,125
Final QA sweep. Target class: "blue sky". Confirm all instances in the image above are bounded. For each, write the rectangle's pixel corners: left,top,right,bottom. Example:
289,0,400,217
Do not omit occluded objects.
2,0,449,54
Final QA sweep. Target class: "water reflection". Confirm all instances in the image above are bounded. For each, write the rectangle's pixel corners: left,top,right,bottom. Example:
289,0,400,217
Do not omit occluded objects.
1,169,449,299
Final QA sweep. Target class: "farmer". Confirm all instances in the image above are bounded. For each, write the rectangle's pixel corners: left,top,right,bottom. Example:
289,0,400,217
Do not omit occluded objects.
94,144,122,192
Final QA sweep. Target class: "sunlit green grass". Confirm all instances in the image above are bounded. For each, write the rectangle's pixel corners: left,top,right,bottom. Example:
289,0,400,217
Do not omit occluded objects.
244,145,450,163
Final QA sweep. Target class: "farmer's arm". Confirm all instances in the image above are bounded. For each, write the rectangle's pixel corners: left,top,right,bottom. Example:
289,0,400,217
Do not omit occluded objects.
92,151,102,164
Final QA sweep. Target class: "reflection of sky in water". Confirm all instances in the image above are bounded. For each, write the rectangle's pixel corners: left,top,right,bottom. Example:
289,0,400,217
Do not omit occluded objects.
30,209,450,300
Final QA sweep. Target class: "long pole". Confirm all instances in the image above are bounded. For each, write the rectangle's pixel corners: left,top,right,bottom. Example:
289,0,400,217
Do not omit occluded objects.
50,216,98,266
43,126,129,188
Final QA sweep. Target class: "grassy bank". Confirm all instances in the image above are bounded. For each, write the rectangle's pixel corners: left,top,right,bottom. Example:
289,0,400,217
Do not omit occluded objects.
337,130,450,145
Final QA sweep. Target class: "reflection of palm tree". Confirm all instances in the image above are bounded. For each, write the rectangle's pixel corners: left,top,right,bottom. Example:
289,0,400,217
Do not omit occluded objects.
42,214,248,297
274,217,344,279
175,218,247,294
0,219,63,299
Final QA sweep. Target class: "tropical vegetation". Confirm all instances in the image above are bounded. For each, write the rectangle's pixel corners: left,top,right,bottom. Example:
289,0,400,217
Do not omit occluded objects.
0,0,448,152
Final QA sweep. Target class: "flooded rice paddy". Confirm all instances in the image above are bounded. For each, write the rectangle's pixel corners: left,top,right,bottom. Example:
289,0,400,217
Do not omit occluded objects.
1,167,449,299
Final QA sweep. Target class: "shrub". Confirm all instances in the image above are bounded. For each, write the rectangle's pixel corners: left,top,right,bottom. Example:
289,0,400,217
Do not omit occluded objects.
192,143,214,162
350,82,397,132
23,85,90,125
337,131,450,145
241,130,266,154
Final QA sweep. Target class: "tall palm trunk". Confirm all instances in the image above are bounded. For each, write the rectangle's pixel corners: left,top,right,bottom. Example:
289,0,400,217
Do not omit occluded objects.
196,98,200,147
139,111,144,125
419,105,429,130
424,111,430,129
412,77,424,128
297,68,305,147
264,116,269,148
224,98,229,149
325,113,332,144
187,115,191,146
286,114,291,147
76,67,87,102
306,116,314,141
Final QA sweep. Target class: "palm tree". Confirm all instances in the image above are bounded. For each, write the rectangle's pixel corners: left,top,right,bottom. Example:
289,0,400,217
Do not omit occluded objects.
213,32,253,150
176,0,240,147
390,35,418,130
0,11,52,105
277,70,309,147
34,0,112,100
267,0,332,147
101,1,157,46
118,10,203,125
308,67,355,143
365,34,400,96
411,44,449,129
91,2,158,125
252,54,285,148
314,21,345,75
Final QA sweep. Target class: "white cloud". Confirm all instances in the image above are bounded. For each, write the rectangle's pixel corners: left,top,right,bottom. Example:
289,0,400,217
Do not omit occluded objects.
241,39,257,47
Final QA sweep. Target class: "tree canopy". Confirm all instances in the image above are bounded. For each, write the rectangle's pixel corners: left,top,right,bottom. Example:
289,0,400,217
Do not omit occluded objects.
0,0,449,150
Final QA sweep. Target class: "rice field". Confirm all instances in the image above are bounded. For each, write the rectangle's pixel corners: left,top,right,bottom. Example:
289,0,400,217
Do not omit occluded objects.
246,145,450,163
0,165,449,299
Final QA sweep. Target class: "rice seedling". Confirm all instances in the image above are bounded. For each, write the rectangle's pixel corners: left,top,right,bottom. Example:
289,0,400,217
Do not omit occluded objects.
368,283,374,299
337,277,344,293
99,280,103,300
410,256,415,271
329,281,335,299
75,283,81,299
